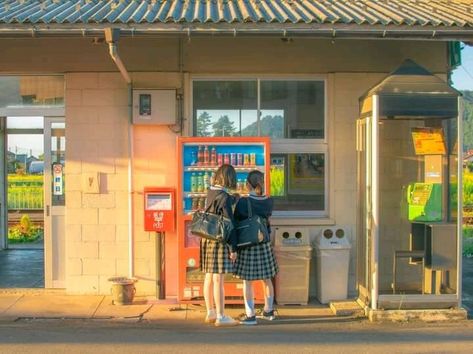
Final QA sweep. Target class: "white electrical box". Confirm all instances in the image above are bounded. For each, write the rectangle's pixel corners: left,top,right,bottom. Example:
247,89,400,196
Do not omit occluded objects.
132,89,176,125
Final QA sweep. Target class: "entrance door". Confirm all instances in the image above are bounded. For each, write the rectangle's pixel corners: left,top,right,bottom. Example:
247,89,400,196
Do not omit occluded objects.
43,117,65,288
0,115,65,289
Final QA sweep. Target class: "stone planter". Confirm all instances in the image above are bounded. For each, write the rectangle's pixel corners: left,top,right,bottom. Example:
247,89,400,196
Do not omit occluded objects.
108,277,137,305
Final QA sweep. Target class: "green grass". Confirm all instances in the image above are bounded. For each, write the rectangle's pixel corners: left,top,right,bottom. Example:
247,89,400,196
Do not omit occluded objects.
270,166,284,196
464,171,473,207
464,169,473,256
464,225,473,257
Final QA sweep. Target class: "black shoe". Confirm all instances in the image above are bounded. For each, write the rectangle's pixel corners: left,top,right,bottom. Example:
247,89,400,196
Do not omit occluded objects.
260,310,275,321
239,315,257,325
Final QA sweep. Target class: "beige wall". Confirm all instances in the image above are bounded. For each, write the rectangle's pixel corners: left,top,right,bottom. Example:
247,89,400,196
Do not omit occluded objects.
0,37,450,296
65,73,130,294
0,37,447,74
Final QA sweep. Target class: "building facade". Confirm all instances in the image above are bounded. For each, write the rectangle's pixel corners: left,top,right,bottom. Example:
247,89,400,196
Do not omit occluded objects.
0,0,471,311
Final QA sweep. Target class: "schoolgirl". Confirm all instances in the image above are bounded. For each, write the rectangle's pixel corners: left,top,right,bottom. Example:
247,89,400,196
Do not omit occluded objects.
233,170,278,325
200,164,239,327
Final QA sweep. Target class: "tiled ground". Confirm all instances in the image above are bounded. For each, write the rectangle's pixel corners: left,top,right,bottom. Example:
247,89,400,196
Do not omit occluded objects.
0,249,44,288
462,256,473,317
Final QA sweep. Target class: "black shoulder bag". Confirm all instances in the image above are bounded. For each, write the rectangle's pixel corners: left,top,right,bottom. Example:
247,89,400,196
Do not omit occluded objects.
236,198,270,249
190,194,233,243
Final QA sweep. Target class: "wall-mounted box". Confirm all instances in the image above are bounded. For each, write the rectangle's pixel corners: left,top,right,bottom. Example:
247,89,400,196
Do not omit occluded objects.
83,172,100,194
132,89,176,125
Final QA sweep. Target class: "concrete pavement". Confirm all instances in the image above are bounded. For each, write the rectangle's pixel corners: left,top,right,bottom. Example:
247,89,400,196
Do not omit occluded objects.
0,255,471,323
0,291,341,323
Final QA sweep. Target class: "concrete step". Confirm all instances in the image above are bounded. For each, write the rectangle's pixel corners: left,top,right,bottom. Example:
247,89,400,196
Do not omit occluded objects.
329,300,365,317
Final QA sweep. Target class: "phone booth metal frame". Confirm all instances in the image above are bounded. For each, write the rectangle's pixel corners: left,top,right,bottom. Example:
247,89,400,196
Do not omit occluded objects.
356,59,463,312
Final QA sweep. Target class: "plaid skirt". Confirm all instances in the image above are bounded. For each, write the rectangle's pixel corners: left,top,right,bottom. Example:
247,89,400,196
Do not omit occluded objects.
200,239,234,274
234,242,279,281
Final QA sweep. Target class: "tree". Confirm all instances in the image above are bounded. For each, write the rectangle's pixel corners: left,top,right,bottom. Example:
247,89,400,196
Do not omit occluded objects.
212,115,236,136
241,115,284,138
196,111,212,137
463,91,473,151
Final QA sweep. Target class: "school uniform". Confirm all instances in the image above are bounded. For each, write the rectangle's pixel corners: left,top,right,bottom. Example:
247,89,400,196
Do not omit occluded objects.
200,186,237,274
234,194,279,281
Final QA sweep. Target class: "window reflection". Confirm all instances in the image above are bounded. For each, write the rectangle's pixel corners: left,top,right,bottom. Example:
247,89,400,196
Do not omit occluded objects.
271,153,325,211
0,76,64,108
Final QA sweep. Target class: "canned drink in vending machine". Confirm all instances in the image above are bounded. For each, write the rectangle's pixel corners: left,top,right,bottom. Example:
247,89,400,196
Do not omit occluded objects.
230,153,236,166
224,153,230,165
250,153,256,166
243,153,250,166
237,153,243,166
217,153,223,166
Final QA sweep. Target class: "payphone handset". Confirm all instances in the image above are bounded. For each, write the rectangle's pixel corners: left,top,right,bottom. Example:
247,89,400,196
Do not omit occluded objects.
407,183,442,222
144,187,176,232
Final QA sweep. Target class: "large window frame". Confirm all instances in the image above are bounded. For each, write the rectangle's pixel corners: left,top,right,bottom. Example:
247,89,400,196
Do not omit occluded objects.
190,75,328,218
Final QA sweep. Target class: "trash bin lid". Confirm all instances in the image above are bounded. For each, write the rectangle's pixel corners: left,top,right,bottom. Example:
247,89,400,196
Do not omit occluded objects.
314,228,351,250
274,227,311,247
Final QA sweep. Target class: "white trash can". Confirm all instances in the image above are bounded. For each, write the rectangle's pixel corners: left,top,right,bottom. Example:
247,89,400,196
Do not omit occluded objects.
274,227,312,305
314,228,351,304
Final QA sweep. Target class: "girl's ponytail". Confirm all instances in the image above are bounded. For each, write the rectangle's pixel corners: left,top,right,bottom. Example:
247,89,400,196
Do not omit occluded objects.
247,170,264,195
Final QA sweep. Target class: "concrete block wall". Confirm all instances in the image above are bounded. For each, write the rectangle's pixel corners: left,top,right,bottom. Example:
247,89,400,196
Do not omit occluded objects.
329,73,385,295
65,73,130,294
131,72,182,297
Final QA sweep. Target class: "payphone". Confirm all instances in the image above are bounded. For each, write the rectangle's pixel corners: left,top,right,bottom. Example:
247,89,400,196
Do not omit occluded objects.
407,183,442,222
144,187,176,299
406,127,445,223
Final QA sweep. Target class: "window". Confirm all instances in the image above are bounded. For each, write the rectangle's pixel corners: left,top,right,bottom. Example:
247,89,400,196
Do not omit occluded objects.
0,76,64,108
192,78,327,216
193,80,257,137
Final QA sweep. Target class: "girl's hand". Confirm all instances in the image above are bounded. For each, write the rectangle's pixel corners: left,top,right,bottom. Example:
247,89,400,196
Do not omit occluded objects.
229,252,237,262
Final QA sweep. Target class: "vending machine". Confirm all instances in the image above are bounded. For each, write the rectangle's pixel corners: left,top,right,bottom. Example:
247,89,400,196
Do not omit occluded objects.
177,137,271,302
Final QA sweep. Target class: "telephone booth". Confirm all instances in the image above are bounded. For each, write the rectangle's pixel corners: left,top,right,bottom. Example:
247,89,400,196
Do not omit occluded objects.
356,59,463,311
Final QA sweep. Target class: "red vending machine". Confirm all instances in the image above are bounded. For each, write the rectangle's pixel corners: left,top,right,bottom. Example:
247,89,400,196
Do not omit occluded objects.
177,137,271,303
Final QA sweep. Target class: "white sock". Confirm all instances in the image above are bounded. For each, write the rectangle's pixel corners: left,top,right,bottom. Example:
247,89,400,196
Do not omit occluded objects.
243,280,255,317
264,296,274,312
207,309,216,316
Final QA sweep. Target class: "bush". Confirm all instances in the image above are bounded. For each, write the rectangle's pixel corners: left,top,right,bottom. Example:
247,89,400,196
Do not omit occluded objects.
8,214,43,243
463,225,473,257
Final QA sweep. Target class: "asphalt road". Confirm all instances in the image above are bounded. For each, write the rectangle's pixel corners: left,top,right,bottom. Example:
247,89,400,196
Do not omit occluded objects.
1,318,473,354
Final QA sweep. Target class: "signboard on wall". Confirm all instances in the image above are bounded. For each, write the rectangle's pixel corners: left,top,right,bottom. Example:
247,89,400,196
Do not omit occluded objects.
411,127,446,155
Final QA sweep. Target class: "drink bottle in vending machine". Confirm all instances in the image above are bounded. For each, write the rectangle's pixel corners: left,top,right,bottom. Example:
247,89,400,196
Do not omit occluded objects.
190,173,197,193
203,145,210,165
210,146,217,166
197,146,204,165
203,172,210,190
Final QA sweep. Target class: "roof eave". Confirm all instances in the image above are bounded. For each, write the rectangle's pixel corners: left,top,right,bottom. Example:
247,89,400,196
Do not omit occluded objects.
0,23,472,41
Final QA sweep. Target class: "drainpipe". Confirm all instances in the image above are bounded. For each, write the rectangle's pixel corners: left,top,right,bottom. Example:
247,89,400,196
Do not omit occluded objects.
104,28,134,279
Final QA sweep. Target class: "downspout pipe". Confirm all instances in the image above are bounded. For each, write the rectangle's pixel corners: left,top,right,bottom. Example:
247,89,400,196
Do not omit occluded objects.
104,28,134,279
105,28,131,84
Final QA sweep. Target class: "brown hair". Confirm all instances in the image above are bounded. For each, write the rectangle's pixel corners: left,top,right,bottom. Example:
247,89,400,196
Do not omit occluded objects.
247,170,264,195
213,164,237,189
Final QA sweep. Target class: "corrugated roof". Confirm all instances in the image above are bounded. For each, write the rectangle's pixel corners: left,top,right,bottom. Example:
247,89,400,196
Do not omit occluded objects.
0,0,472,27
